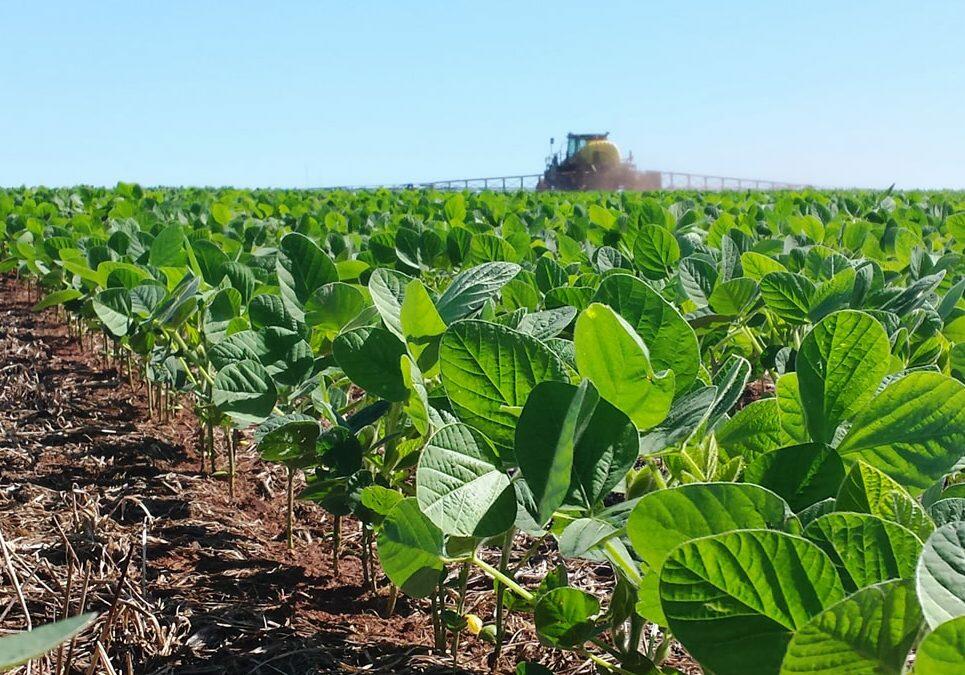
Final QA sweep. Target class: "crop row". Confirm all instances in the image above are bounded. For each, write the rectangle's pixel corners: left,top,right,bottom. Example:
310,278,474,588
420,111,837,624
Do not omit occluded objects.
1,185,964,674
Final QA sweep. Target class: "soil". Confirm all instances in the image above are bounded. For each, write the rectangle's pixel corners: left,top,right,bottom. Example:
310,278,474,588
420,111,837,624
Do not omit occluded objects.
0,276,699,675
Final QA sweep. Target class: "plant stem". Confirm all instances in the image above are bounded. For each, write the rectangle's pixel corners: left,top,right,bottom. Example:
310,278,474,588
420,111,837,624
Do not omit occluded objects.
451,562,470,664
332,515,341,577
493,527,516,666
470,556,532,602
286,466,295,549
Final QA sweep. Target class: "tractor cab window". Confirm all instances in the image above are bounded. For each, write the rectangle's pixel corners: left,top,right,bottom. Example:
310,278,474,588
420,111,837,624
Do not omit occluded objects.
566,136,587,159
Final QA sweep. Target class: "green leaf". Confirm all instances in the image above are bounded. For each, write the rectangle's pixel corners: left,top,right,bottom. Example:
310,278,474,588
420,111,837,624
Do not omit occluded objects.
741,251,787,281
594,273,699,393
401,355,430,435
149,224,187,267
377,498,445,598
400,279,447,367
777,373,810,443
627,483,793,573
368,267,412,340
917,522,965,629
276,232,337,319
534,587,600,648
836,372,965,492
304,282,367,338
715,398,793,461
212,359,277,425
709,277,759,315
797,310,890,444
32,289,82,312
574,303,675,431
92,287,132,336
440,320,567,454
256,415,320,464
779,579,923,675
333,326,408,401
804,513,922,591
516,306,576,341
0,614,96,671
760,272,816,324
515,381,637,522
415,423,516,538
929,499,965,527
914,615,965,674
707,354,752,425
744,444,846,512
836,461,934,540
436,262,520,324
359,485,404,517
661,530,845,675
633,225,680,280
203,287,242,344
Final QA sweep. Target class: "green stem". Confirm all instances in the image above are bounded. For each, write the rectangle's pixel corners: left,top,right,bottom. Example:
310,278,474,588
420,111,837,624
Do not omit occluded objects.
469,556,532,602
493,527,516,665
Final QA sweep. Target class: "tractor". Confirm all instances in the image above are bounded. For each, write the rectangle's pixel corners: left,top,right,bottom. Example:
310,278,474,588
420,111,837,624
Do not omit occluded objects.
537,132,660,191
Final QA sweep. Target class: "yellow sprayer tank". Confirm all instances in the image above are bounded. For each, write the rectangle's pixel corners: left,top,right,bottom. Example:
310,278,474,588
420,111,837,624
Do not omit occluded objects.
576,139,622,168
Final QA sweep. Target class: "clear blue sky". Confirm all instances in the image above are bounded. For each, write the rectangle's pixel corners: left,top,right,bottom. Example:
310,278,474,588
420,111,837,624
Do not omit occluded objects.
3,1,964,189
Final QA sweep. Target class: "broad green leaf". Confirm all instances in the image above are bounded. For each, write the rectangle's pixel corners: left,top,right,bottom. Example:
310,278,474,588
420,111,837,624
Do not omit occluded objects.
149,224,187,267
760,272,816,324
401,355,430,436
515,381,637,522
304,282,367,338
212,359,277,425
360,485,404,517
574,303,675,431
276,232,337,319
400,279,447,367
627,482,793,573
745,443,846,512
557,518,617,559
716,398,793,461
0,614,96,671
836,461,934,540
914,615,965,673
440,320,567,454
929,499,965,527
534,587,600,648
516,306,576,341
797,310,890,444
709,277,759,316
333,326,408,401
780,579,923,675
917,522,965,629
203,287,242,344
415,423,516,538
594,273,699,393
661,530,845,675
804,513,922,591
92,287,132,336
32,289,82,312
435,262,520,324
633,225,679,280
367,267,412,340
777,373,810,443
741,251,787,281
837,373,965,492
377,498,445,598
256,414,319,464
707,354,751,425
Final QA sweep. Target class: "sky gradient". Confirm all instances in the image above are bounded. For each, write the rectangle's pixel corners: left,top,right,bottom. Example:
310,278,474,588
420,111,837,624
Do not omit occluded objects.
3,1,963,189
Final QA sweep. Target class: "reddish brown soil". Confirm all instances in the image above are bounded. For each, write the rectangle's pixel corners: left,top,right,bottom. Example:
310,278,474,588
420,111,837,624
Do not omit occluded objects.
0,276,699,675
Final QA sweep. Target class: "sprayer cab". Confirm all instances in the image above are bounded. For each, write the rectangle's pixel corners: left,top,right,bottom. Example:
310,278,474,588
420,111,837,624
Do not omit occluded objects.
539,131,654,191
